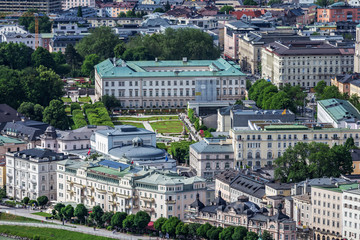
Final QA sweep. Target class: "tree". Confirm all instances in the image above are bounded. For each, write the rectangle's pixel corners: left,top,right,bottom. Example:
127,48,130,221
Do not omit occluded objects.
232,226,248,240
90,205,104,226
29,200,38,207
81,54,101,77
31,47,56,70
114,42,126,58
77,6,83,17
61,205,74,220
219,226,235,240
76,27,121,59
54,203,65,213
51,51,70,76
243,0,258,5
262,230,273,240
197,222,212,239
268,0,282,5
102,95,121,110
165,1,171,11
246,79,252,90
154,217,167,232
70,102,81,112
0,42,33,70
162,216,181,237
175,222,189,238
19,10,52,33
208,226,223,240
244,231,259,240
153,8,165,13
74,204,88,224
18,102,43,121
122,214,135,231
101,212,114,226
22,197,30,205
134,211,150,231
314,80,327,99
345,137,356,149
170,141,195,164
65,44,82,72
43,100,69,130
235,99,243,105
314,0,334,7
37,196,48,207
111,212,127,229
219,5,234,13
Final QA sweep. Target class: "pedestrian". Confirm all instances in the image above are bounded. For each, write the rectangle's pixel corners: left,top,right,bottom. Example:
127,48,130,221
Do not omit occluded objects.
93,226,96,231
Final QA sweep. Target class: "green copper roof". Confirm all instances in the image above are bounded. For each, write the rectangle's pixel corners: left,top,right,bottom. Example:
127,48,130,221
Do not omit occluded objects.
95,58,246,78
0,136,25,145
313,183,359,193
90,166,130,177
318,98,360,123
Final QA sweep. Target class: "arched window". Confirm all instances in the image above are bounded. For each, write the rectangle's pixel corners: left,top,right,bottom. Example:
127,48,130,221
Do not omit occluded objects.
206,162,211,169
256,152,261,159
248,152,253,159
256,161,261,167
267,152,272,159
225,162,230,169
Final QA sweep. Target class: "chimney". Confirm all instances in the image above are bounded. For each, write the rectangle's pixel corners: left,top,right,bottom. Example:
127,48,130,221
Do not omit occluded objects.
155,57,158,62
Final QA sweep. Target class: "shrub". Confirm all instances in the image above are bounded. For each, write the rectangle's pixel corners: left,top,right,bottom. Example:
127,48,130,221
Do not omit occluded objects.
70,102,81,112
72,109,87,129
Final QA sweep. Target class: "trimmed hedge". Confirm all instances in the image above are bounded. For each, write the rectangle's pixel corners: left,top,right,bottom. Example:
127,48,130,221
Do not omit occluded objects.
84,103,114,127
70,102,81,112
72,109,87,129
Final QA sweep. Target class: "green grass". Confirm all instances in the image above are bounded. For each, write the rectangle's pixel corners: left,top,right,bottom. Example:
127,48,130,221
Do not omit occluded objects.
78,96,91,103
65,106,71,113
32,212,52,217
112,116,177,121
62,97,72,103
150,120,184,133
0,225,115,240
114,121,145,129
0,213,46,223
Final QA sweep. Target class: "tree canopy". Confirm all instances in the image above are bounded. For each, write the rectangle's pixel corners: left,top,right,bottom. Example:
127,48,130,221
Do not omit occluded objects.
0,42,33,69
219,5,234,13
19,10,52,33
243,0,258,5
43,100,69,130
275,140,354,183
74,204,88,223
17,102,44,121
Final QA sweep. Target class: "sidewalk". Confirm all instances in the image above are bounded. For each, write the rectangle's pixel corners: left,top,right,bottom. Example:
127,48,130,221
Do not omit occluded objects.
142,121,154,132
1,207,155,240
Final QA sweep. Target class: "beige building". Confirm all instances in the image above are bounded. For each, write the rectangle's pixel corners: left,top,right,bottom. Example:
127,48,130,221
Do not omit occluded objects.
0,136,27,160
57,158,207,220
354,25,360,73
292,194,312,229
86,17,142,27
261,41,354,87
95,58,246,108
311,183,358,240
229,120,360,168
189,138,234,180
0,159,5,189
342,188,360,240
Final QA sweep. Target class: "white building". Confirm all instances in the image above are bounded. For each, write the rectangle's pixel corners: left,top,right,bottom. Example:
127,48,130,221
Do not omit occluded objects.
0,25,27,36
51,23,88,35
343,188,360,240
6,148,67,201
61,0,95,10
0,32,40,49
56,158,207,220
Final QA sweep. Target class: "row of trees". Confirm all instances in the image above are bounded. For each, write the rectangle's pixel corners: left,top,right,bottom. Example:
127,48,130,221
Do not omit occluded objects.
275,138,355,183
248,79,307,113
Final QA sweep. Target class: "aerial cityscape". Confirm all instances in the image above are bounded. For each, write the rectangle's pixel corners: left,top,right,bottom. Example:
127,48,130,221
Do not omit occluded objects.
0,0,359,239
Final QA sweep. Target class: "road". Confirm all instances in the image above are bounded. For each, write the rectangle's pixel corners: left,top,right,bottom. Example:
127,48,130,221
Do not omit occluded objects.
0,206,156,240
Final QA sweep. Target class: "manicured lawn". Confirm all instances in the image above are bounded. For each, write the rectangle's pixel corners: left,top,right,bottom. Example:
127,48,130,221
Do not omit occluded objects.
0,213,45,223
114,121,145,129
113,116,177,121
65,106,71,113
32,212,52,217
78,96,91,103
150,120,184,133
0,225,115,240
62,97,72,103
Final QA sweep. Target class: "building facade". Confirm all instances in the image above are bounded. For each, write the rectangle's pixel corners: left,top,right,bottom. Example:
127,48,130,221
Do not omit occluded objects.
6,149,67,201
317,3,360,23
261,41,354,87
0,0,61,13
94,58,247,108
342,188,360,240
56,158,207,220
61,0,95,10
355,24,360,73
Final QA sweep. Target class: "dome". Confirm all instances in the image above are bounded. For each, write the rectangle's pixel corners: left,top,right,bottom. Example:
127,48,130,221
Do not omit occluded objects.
109,145,166,161
45,126,55,132
132,137,143,147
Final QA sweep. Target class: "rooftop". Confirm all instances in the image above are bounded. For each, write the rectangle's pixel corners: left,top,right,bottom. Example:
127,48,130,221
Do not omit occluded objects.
313,183,359,193
95,58,245,78
190,138,233,154
318,98,360,123
0,135,25,145
95,125,154,136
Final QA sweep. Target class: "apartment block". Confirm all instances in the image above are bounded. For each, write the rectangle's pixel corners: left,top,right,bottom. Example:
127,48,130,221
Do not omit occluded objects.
6,148,67,201
61,0,95,10
56,158,206,220
342,188,360,240
261,41,354,87
317,3,360,23
94,58,247,108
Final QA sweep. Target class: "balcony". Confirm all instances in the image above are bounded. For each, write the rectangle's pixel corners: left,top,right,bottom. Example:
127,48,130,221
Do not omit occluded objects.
141,206,154,212
132,205,139,209
140,196,155,202
125,205,132,209
165,199,176,204
96,188,106,193
116,193,131,199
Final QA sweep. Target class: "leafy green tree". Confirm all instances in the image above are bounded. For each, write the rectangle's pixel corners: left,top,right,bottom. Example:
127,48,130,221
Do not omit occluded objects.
65,44,82,72
197,222,212,239
314,0,334,7
29,200,38,207
0,42,33,69
111,212,127,229
19,10,52,33
154,217,167,232
314,80,327,99
122,214,135,231
244,231,259,240
81,54,101,77
51,51,70,76
18,102,43,121
175,222,189,238
170,141,195,164
22,197,30,205
134,211,150,231
243,0,258,5
0,66,27,108
54,203,65,213
43,100,69,130
165,1,171,11
70,102,81,112
61,205,74,220
31,47,56,70
219,5,234,13
232,226,248,240
235,99,243,105
219,226,235,240
102,95,121,110
101,212,114,226
207,226,223,240
153,8,164,13
262,230,274,240
37,196,48,207
162,216,181,237
77,6,83,17
90,205,104,226
126,10,136,18
345,137,356,149
74,204,88,224
76,27,121,59
188,223,201,237
114,42,126,58
246,79,252,90
268,0,282,5
118,12,127,18
319,86,343,100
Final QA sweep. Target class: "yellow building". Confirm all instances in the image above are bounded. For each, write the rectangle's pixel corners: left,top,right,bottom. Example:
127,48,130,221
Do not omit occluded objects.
265,182,293,197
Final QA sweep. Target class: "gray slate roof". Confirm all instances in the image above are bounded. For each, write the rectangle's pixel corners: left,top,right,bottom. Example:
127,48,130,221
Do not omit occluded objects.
190,139,233,154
